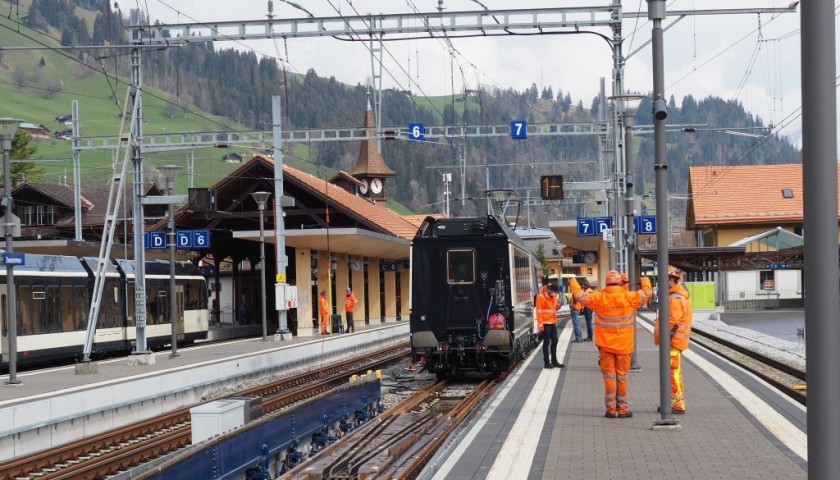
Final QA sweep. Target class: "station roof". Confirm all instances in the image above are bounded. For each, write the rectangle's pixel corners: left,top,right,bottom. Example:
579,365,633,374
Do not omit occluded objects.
169,154,417,261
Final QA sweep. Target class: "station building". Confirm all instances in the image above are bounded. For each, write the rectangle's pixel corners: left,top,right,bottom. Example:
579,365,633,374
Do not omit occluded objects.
6,103,420,336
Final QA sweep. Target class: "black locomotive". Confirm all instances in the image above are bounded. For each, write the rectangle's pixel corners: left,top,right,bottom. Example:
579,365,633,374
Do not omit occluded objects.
410,216,540,378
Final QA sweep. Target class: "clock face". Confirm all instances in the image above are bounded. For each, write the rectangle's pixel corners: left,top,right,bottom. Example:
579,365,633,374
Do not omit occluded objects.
370,178,383,194
583,252,597,265
350,259,364,272
358,179,369,195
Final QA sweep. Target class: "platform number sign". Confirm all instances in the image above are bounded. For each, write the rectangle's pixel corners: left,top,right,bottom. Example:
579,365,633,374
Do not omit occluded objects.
540,175,564,200
632,215,657,234
408,123,425,141
511,120,527,139
145,231,167,249
577,216,613,237
594,217,613,236
577,218,595,237
174,229,211,249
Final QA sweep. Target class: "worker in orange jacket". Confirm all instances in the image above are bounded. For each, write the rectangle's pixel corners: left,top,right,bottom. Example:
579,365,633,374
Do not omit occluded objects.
344,287,357,333
318,290,330,335
621,272,629,291
654,266,693,414
580,270,651,418
568,277,584,342
536,283,564,369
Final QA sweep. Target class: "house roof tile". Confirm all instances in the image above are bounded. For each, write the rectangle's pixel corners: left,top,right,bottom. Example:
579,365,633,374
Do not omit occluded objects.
258,155,416,239
688,164,840,226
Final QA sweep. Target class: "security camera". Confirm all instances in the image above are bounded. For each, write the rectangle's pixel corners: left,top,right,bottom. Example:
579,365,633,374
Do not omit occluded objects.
653,98,668,120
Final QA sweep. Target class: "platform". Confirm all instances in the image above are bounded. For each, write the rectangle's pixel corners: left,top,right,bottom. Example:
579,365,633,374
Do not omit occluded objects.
429,312,807,479
0,322,408,462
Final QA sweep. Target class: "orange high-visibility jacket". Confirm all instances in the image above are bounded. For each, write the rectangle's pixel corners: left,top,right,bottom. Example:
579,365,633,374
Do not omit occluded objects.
569,277,582,310
319,295,329,319
535,291,558,328
345,292,357,313
581,286,646,354
654,283,692,351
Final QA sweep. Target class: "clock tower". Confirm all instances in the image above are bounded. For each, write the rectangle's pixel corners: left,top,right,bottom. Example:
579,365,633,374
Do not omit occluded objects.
351,94,395,201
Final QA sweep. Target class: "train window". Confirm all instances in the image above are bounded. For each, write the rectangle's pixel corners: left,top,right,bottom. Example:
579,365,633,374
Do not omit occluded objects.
75,286,89,330
46,287,61,333
60,286,74,331
447,249,475,284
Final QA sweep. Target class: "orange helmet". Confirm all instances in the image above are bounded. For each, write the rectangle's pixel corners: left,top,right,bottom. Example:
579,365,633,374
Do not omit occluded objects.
620,272,629,284
605,270,622,286
668,265,681,279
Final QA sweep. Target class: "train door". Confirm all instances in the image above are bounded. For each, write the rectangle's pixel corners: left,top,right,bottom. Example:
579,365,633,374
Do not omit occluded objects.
175,284,185,340
0,284,6,364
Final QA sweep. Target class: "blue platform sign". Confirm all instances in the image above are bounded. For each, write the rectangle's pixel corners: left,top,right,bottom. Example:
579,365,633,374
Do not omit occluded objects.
173,229,211,249
593,216,613,235
511,120,527,139
408,123,425,141
576,218,596,237
146,231,167,249
192,229,211,249
176,230,193,248
3,252,25,266
380,261,398,272
633,215,657,234
577,217,613,237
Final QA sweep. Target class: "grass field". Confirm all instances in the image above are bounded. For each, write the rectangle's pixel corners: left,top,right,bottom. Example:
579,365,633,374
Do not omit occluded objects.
0,7,414,212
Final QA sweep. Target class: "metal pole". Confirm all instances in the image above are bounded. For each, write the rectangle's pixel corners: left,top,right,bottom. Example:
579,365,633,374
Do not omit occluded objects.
624,112,640,371
271,96,288,338
647,0,678,427
71,100,82,241
259,205,268,342
161,167,180,359
129,31,149,356
0,120,21,385
802,0,839,476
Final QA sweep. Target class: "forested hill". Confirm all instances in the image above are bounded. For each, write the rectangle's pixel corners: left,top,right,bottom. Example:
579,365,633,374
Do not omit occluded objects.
24,0,802,223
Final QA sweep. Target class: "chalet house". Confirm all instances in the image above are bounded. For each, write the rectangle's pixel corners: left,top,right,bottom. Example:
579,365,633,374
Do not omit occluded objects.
3,181,167,243
18,123,51,140
686,164,820,307
222,152,243,163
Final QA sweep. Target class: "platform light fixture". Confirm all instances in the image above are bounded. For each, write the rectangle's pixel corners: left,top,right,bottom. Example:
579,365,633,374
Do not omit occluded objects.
251,191,271,342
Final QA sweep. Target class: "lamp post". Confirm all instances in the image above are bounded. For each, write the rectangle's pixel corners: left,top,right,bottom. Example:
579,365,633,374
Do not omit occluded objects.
159,165,181,359
251,191,271,342
610,94,645,371
0,118,21,385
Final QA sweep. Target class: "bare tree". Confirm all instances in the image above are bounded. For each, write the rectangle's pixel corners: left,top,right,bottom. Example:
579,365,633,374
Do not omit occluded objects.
13,68,27,90
45,79,64,99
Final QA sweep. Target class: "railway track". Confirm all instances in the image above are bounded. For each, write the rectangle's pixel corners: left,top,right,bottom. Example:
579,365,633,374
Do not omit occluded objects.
0,343,410,480
690,324,806,405
286,377,498,479
638,314,806,405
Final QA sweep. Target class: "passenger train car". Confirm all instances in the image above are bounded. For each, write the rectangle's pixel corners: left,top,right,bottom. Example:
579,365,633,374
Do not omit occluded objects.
410,216,541,378
0,253,209,368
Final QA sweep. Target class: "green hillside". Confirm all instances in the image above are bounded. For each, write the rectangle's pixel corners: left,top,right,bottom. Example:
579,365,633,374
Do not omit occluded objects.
0,9,278,192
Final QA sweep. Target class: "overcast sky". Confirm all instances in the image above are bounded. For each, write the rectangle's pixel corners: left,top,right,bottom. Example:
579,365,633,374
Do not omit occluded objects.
141,1,807,147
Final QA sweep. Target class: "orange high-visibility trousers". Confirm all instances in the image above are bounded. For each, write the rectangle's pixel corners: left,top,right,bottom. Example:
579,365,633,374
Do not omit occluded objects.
320,314,329,334
670,348,686,411
599,348,632,415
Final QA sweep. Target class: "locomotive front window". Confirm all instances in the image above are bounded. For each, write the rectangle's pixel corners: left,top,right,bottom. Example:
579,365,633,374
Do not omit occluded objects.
447,249,475,284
